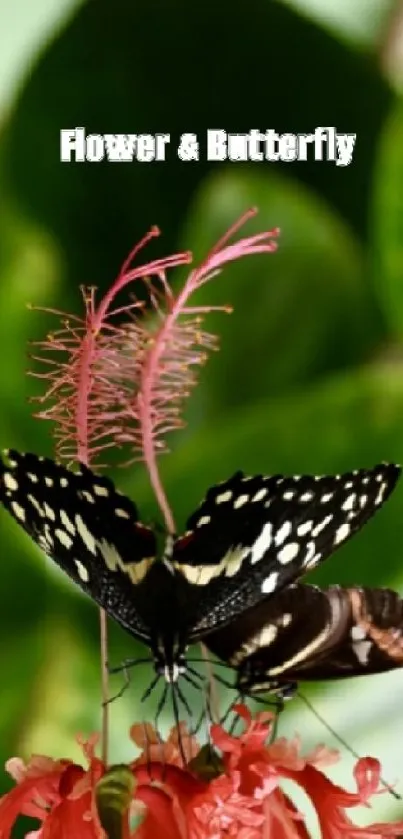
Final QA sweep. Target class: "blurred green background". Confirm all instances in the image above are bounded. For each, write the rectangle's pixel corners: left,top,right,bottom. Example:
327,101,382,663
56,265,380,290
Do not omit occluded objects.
1,0,403,835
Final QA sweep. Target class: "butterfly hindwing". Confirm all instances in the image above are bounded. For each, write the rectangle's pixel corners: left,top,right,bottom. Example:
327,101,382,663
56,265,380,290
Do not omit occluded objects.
0,450,158,641
171,466,401,637
205,583,403,694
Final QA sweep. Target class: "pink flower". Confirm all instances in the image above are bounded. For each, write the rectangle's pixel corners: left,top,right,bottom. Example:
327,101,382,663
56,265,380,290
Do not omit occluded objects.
29,209,279,530
1,709,402,839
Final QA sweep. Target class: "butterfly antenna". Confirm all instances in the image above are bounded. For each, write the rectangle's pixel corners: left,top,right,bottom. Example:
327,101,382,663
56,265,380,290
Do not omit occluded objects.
170,683,188,766
297,692,401,801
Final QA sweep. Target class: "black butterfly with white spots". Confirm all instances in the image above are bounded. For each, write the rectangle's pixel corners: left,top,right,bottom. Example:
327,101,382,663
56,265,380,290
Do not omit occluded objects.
0,450,401,699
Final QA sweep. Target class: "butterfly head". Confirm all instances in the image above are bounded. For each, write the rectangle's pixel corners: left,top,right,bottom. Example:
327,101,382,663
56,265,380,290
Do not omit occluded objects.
152,635,187,683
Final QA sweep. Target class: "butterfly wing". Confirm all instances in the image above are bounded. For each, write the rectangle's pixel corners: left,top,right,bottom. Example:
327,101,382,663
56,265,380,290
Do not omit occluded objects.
204,583,403,693
170,466,401,638
0,450,158,641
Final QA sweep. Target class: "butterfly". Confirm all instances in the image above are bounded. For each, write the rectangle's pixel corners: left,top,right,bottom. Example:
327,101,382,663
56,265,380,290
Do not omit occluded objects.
0,450,401,702
205,582,403,699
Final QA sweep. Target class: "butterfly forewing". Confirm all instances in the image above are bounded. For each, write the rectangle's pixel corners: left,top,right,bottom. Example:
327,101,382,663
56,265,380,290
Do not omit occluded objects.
171,466,401,637
0,450,157,641
205,584,403,694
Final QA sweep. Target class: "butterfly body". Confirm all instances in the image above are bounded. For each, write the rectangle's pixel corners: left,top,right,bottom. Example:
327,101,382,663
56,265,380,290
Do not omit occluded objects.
0,450,402,692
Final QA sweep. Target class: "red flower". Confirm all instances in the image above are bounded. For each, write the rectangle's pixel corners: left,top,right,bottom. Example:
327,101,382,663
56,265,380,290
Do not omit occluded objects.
1,709,403,839
0,735,104,838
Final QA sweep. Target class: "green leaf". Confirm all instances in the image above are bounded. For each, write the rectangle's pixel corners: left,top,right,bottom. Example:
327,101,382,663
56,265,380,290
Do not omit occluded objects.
372,96,403,336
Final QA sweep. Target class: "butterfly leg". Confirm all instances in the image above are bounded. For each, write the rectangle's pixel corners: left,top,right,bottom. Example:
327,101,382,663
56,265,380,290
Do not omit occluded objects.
103,661,132,705
193,671,219,736
105,656,153,705
108,656,151,675
272,681,297,740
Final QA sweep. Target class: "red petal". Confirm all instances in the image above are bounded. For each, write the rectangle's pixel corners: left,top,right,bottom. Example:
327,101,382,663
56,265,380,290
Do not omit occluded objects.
0,765,67,836
261,790,311,839
353,758,382,804
283,761,403,838
40,795,103,839
135,785,184,839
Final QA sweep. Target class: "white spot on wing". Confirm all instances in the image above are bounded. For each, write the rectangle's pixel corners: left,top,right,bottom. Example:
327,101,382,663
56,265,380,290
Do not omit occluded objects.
27,494,45,517
45,477,53,487
75,560,90,583
297,520,313,537
224,546,249,577
60,510,76,535
275,520,291,547
44,502,56,521
75,514,97,555
312,514,332,538
352,637,372,664
251,522,273,564
351,625,366,642
282,490,295,500
234,494,249,509
115,507,130,519
299,491,313,502
261,571,279,593
259,625,278,646
27,472,39,483
3,472,18,492
303,541,316,566
278,542,299,564
334,522,350,545
216,490,232,504
11,501,26,522
82,490,95,504
93,484,109,497
43,523,54,548
251,488,267,503
197,515,211,527
99,538,153,584
375,483,387,506
342,493,356,512
55,528,73,549
320,492,333,503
